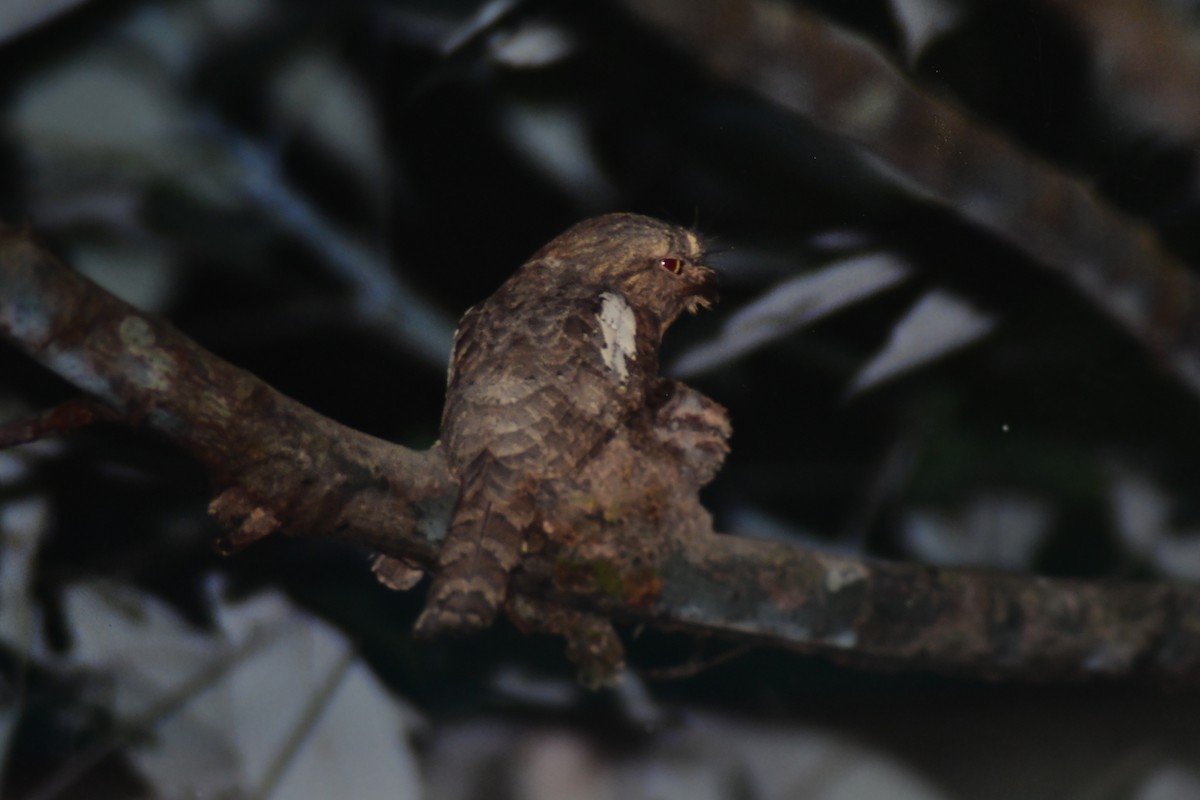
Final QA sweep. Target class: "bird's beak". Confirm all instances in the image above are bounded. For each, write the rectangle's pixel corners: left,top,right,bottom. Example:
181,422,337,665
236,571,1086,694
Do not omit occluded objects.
687,265,719,313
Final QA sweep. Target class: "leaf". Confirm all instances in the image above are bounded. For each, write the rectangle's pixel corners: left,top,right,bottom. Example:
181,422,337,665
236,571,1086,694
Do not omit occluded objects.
489,21,576,68
0,488,50,782
216,592,423,800
670,252,911,377
426,711,949,800
847,290,995,395
901,492,1052,570
0,0,91,45
62,582,242,796
888,0,964,64
1109,466,1200,581
440,0,520,54
61,580,421,799
0,490,47,647
12,54,188,168
498,103,617,205
273,52,388,195
1135,763,1200,800
66,239,178,312
1109,466,1170,553
1149,536,1200,583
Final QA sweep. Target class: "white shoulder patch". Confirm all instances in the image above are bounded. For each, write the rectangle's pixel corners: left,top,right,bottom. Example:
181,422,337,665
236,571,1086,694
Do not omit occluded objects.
596,291,638,386
445,303,476,387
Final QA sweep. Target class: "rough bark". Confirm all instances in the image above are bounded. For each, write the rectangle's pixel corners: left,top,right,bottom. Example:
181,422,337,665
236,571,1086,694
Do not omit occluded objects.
5,226,1200,684
622,0,1200,401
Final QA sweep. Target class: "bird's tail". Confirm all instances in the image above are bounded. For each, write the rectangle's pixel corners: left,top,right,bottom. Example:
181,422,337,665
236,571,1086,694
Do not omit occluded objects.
413,454,532,636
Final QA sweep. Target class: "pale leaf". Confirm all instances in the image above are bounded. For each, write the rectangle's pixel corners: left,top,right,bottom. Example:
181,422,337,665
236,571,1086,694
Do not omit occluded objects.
671,252,911,377
847,289,994,394
489,21,576,68
0,493,50,781
61,581,421,799
0,0,91,45
889,0,964,63
273,52,387,194
1109,466,1200,581
1135,763,1200,800
902,492,1051,570
1109,466,1170,553
441,0,519,54
498,103,617,204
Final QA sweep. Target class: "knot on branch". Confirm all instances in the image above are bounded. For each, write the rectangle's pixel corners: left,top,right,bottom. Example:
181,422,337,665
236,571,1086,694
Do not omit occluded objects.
209,486,284,554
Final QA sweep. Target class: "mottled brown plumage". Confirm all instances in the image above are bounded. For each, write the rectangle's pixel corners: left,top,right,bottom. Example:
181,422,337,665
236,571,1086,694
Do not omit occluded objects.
412,213,723,636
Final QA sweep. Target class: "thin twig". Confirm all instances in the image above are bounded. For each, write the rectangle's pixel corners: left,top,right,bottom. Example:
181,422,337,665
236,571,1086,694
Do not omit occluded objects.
250,648,356,800
0,398,117,450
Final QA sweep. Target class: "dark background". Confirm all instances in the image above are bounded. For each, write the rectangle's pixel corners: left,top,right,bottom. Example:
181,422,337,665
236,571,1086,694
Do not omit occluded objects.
3,0,1200,797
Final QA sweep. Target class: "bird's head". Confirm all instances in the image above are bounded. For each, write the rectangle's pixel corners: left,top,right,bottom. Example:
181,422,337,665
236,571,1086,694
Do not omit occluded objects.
531,213,718,335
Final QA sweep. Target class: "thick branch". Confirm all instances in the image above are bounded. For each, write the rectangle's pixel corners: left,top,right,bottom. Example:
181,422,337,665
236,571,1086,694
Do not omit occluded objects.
623,0,1200,402
1044,0,1200,149
4,226,1200,683
0,226,451,561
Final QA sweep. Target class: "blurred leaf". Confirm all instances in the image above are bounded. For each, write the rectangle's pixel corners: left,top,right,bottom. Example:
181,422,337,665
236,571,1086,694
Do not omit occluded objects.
273,52,388,196
0,0,91,45
1150,536,1200,583
489,20,576,68
498,102,617,206
1109,466,1200,581
1136,763,1200,800
66,238,178,312
1109,466,1169,555
0,487,47,647
426,712,949,800
10,52,192,174
214,592,423,800
441,0,520,54
196,0,275,34
7,31,247,217
60,581,421,798
0,487,50,782
888,0,964,63
847,289,994,395
1044,0,1200,151
61,582,239,796
901,492,1051,569
671,252,911,377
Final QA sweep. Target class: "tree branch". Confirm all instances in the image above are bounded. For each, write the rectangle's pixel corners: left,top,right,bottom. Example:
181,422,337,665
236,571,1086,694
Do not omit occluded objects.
622,0,1200,404
4,225,1200,683
0,397,117,449
0,226,451,562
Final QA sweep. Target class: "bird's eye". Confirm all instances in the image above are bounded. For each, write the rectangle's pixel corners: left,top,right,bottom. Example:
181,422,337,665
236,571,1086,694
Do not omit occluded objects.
657,257,686,275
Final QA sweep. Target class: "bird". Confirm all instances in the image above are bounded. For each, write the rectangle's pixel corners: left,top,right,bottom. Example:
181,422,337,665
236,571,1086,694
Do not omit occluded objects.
408,213,722,637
